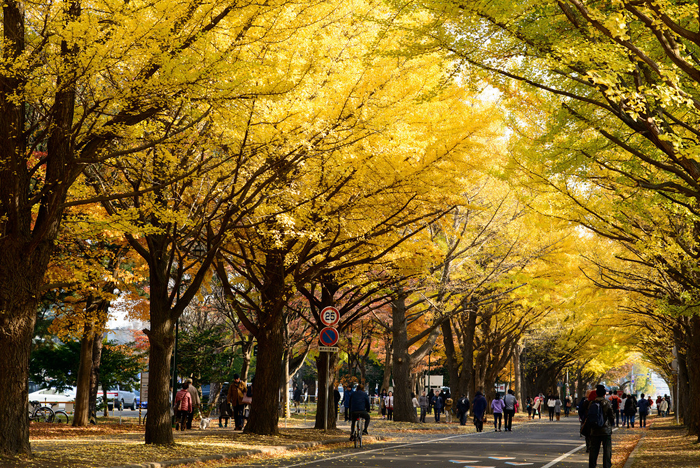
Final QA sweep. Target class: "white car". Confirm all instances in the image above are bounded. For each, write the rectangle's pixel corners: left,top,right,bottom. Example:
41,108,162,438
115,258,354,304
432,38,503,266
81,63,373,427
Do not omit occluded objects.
28,387,76,409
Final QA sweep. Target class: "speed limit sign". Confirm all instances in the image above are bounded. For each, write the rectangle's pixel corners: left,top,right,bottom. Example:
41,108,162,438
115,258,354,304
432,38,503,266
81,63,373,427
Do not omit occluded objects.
320,306,340,327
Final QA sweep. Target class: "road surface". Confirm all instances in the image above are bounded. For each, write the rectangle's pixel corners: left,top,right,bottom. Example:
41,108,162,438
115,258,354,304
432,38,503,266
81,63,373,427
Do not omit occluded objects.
228,417,596,468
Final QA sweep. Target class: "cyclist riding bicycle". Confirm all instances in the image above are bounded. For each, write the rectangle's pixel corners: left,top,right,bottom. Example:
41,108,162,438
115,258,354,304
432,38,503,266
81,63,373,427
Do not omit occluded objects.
349,383,371,440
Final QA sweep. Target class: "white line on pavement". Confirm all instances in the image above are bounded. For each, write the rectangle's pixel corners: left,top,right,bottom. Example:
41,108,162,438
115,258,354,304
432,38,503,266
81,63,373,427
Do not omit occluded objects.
540,427,619,468
539,443,586,468
282,431,488,468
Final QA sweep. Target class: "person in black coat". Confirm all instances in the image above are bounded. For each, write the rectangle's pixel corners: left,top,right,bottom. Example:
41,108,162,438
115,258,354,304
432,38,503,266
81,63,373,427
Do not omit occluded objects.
456,394,470,426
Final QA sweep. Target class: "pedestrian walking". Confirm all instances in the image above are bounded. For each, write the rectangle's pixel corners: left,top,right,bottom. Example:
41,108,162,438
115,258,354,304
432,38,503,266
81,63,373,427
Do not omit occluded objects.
432,390,443,423
624,394,637,428
637,393,650,427
532,394,542,419
526,396,533,419
564,395,572,417
412,392,419,418
226,373,247,431
610,391,621,427
385,391,394,421
491,393,505,431
185,379,200,430
456,394,470,426
620,393,628,427
419,391,429,423
503,389,517,431
546,393,557,421
578,390,596,454
583,385,615,468
174,382,192,431
659,398,668,417
444,395,454,423
472,391,487,432
218,393,232,428
554,396,562,421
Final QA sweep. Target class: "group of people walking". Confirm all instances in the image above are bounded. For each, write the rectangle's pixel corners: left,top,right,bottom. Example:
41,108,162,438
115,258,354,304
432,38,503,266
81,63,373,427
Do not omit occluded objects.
525,393,572,420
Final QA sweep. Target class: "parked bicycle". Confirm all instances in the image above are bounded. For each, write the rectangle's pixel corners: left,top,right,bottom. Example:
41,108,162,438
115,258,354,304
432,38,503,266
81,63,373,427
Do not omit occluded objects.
28,401,53,423
28,401,70,423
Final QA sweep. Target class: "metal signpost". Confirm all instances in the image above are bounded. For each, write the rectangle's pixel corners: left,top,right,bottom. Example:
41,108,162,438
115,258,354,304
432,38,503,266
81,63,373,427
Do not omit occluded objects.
319,307,340,430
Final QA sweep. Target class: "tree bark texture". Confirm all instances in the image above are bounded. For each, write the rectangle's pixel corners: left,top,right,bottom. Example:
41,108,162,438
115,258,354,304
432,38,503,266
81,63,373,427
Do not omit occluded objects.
90,333,104,424
144,273,176,445
391,294,417,423
314,351,338,429
73,321,97,426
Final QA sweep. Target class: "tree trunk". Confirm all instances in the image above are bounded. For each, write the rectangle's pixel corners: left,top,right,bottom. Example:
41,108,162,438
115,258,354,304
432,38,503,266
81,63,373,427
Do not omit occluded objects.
513,345,523,410
73,321,96,426
144,282,176,445
462,311,477,398
381,338,392,392
391,294,417,423
244,311,285,435
282,350,291,418
314,351,338,429
0,295,36,456
240,336,254,382
89,333,104,424
686,316,700,438
442,320,462,398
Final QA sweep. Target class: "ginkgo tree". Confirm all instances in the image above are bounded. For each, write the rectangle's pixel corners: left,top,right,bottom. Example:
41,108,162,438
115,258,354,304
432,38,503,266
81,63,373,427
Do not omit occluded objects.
0,0,330,454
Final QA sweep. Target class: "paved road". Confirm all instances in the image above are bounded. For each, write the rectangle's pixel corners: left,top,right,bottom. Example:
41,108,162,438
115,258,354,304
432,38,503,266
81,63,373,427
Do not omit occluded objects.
228,417,593,468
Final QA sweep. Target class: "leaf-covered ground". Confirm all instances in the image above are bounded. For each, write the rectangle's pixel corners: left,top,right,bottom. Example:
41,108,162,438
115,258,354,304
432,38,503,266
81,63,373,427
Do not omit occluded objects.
0,413,541,468
627,416,700,468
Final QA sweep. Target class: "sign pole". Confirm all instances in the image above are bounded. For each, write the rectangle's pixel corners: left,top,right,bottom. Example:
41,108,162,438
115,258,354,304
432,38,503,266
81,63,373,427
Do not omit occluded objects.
324,351,329,431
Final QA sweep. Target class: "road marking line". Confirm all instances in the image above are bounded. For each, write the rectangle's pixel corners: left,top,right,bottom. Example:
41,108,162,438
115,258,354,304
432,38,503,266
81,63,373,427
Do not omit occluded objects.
539,443,585,468
281,431,488,468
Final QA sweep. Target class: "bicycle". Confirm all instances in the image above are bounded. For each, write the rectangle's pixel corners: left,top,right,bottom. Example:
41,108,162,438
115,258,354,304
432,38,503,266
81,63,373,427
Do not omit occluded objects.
28,401,54,423
28,401,70,423
351,414,363,448
51,409,70,423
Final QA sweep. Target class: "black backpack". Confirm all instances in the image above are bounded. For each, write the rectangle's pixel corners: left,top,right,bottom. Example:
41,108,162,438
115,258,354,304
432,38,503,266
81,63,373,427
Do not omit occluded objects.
612,397,619,411
587,401,605,429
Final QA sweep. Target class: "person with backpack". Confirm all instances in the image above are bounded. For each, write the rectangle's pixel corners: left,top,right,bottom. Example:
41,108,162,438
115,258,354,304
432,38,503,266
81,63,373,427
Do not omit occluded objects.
503,389,518,431
583,384,615,468
624,394,637,428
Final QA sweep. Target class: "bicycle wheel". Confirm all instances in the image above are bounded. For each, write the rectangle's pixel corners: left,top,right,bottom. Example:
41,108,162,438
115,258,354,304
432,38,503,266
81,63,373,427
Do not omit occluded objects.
52,411,69,423
34,407,53,423
353,428,359,449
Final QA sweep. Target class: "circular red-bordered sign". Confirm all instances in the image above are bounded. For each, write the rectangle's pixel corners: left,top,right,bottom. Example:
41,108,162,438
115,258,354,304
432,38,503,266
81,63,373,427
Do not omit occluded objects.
319,327,339,347
320,306,340,327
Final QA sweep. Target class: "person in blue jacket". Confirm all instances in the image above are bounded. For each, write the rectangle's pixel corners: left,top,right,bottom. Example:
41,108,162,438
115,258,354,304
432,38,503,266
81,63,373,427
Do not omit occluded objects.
349,384,371,439
432,390,444,422
472,391,488,432
342,385,353,421
637,393,650,428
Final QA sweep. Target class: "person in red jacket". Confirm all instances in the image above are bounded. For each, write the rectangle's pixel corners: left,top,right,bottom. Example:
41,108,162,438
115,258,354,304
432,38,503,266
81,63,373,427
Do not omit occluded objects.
174,382,193,431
